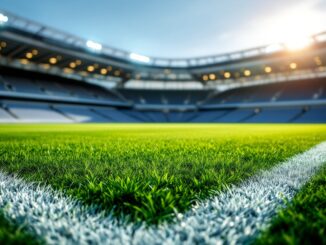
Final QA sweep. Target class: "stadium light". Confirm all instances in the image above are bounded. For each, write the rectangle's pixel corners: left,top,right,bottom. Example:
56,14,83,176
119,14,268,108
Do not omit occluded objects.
100,68,108,75
129,53,151,63
32,49,38,55
289,62,297,70
202,75,208,81
244,69,251,77
0,14,8,23
26,52,33,59
86,40,102,51
20,59,29,65
49,57,57,64
264,66,272,73
87,65,95,72
224,72,231,79
209,73,216,80
0,13,8,24
314,57,322,66
69,62,77,68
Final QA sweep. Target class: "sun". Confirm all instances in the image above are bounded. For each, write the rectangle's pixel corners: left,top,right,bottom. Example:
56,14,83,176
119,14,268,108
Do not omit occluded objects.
276,8,319,50
254,4,325,51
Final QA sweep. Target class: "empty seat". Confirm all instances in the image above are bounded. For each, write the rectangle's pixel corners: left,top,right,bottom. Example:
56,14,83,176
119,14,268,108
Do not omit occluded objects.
177,111,199,122
0,107,16,122
191,110,230,122
91,88,121,101
143,111,167,122
205,79,326,105
35,80,71,97
167,112,186,122
7,103,71,122
246,108,301,123
294,107,326,123
121,110,150,122
217,109,254,122
60,83,96,99
0,78,6,91
118,89,211,105
92,108,139,122
3,76,43,94
55,106,109,122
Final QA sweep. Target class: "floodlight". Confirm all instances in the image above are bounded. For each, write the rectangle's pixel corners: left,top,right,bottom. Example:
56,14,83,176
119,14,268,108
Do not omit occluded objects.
202,75,208,81
87,65,95,72
100,68,108,75
49,57,57,64
209,74,216,80
224,72,231,79
0,13,8,24
86,40,102,51
244,70,251,77
264,66,272,73
314,57,322,66
129,53,150,63
69,62,77,68
25,52,33,59
289,62,297,70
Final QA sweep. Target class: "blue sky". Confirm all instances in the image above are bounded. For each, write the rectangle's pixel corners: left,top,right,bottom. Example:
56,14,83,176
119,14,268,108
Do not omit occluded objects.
1,0,326,58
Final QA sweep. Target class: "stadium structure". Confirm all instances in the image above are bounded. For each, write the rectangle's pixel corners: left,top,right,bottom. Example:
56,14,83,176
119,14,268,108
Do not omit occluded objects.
1,7,326,245
0,10,325,123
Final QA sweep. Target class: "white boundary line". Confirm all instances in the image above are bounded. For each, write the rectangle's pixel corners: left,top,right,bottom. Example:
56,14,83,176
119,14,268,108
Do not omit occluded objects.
0,142,326,244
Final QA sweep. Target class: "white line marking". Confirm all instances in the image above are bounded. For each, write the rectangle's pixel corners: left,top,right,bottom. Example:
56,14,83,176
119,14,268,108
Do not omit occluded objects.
0,142,326,244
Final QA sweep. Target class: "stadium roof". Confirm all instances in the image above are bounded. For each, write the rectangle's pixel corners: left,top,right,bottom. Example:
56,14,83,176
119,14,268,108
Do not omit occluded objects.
1,8,326,89
1,0,326,59
1,9,326,69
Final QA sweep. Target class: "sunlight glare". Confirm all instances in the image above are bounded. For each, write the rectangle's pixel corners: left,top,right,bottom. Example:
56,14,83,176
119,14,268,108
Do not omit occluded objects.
254,4,325,52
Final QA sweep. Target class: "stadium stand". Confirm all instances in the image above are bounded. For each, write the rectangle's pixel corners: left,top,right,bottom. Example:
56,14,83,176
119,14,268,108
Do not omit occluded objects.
4,102,71,123
293,106,326,123
191,110,230,122
92,108,140,122
0,106,16,122
53,105,108,123
245,108,302,123
0,71,326,123
204,79,326,105
1,76,44,94
118,89,211,105
0,72,123,103
34,79,72,97
216,109,255,123
0,11,325,124
166,111,198,122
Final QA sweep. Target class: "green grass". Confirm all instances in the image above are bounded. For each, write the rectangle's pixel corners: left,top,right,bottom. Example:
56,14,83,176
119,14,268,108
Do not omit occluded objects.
0,124,326,224
0,211,43,245
255,165,326,245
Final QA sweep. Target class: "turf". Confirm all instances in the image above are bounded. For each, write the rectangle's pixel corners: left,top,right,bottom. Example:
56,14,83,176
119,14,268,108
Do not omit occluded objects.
0,211,43,245
255,164,326,245
0,124,326,224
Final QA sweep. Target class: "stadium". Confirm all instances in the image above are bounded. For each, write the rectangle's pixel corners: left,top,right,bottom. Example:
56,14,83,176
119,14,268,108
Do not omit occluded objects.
0,1,325,244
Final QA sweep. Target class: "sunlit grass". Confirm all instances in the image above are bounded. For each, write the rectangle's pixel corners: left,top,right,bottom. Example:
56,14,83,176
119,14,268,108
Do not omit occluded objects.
256,165,326,244
0,211,43,245
0,124,326,224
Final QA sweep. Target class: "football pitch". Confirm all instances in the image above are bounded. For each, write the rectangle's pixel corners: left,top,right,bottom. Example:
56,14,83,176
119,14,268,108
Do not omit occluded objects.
0,124,326,244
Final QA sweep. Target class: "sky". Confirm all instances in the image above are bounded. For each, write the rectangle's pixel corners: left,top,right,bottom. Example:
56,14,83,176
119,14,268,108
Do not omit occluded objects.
1,0,326,59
